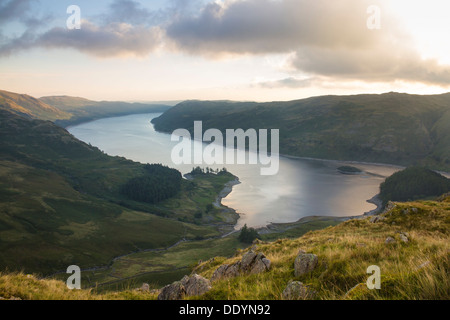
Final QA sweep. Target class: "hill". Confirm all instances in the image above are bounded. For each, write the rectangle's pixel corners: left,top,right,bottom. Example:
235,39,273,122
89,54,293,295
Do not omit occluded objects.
0,90,71,121
1,194,448,300
379,167,450,205
151,92,450,171
0,109,235,276
40,95,171,126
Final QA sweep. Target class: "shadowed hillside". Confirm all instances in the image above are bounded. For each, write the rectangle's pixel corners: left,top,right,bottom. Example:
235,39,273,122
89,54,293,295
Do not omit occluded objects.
152,92,450,171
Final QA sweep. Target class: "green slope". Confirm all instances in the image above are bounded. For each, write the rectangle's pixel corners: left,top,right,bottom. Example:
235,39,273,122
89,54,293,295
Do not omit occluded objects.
0,90,71,121
152,92,450,170
0,109,229,275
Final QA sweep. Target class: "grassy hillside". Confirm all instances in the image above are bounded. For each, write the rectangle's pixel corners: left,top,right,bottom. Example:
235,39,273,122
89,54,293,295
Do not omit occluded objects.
40,95,171,126
0,90,71,121
1,195,448,300
152,92,450,171
0,109,237,276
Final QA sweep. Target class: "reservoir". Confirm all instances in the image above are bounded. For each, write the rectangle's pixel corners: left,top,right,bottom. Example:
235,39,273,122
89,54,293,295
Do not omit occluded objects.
69,113,401,229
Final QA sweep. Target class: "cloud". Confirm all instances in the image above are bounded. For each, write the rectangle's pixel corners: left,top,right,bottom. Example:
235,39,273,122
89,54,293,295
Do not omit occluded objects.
0,0,163,58
37,21,162,58
0,0,31,24
166,0,450,86
257,77,314,89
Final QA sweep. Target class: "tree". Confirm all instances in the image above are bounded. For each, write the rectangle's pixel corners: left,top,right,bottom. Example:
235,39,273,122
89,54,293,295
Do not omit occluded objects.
238,224,259,243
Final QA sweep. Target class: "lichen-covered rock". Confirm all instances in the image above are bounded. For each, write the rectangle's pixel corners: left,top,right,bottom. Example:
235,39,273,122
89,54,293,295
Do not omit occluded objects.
211,264,229,282
294,251,318,277
225,262,241,278
158,281,186,300
211,250,271,281
181,274,211,296
241,251,257,271
282,281,309,300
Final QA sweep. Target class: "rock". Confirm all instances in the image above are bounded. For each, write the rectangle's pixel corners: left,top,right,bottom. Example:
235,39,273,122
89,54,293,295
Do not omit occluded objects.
411,208,419,213
282,281,309,300
370,216,385,223
399,232,409,243
158,281,186,300
250,254,271,274
211,264,229,282
158,274,212,300
140,283,150,292
181,274,211,297
211,251,271,281
241,251,257,271
225,262,241,278
385,236,396,244
294,252,318,277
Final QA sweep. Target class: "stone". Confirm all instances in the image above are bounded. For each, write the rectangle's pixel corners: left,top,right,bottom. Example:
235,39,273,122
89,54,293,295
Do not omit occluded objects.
399,232,409,243
211,264,229,282
385,236,396,244
225,262,241,278
211,251,271,281
158,281,185,300
181,274,211,297
250,258,268,274
140,283,150,292
282,281,309,300
158,274,212,300
241,251,257,271
294,252,318,277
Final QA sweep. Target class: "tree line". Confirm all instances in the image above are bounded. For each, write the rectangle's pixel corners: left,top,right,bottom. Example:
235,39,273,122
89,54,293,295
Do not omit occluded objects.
120,164,182,204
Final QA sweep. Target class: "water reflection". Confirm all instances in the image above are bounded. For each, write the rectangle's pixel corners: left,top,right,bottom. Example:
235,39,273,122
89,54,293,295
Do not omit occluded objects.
69,113,401,229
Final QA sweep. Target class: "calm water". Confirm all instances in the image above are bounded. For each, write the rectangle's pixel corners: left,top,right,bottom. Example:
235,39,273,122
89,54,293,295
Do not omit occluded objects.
68,113,401,229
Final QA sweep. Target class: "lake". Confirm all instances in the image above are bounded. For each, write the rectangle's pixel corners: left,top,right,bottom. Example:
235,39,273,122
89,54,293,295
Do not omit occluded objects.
68,113,401,229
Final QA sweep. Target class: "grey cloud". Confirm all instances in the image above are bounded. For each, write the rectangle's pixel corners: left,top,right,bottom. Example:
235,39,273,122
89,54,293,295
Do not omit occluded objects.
37,21,162,58
166,0,450,86
0,0,31,24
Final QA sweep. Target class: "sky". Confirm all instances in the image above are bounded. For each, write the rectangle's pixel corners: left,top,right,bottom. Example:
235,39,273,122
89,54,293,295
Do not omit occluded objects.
0,0,450,102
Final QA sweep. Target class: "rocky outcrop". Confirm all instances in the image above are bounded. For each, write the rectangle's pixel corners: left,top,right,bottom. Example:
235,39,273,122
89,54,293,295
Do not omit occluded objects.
158,274,211,300
211,251,271,282
294,250,318,277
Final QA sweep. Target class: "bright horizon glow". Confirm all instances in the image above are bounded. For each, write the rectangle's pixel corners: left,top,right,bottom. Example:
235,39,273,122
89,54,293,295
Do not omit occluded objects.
0,0,449,102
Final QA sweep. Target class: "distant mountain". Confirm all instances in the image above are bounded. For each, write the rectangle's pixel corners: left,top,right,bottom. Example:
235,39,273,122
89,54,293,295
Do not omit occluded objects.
40,95,172,126
152,92,450,171
0,90,71,121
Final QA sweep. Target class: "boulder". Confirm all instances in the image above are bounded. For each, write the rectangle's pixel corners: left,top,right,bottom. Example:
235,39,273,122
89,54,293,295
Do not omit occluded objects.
158,281,186,300
158,274,211,300
241,251,257,271
282,281,309,300
211,251,271,281
181,274,211,297
294,251,318,277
